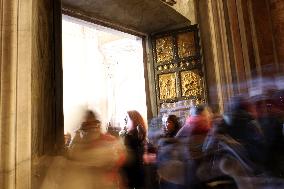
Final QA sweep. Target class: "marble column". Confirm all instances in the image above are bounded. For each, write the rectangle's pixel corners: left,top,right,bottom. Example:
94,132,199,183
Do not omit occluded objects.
0,0,63,188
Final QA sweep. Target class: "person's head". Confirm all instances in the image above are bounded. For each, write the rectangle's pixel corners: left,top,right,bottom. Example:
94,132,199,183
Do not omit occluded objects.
190,104,206,116
165,115,180,135
226,95,256,117
190,104,212,117
84,110,97,121
81,110,101,129
188,104,213,127
125,110,147,140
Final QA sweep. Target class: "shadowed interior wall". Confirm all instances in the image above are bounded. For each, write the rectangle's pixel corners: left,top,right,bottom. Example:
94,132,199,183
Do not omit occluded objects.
31,0,63,157
250,0,278,77
31,0,63,188
269,0,284,74
195,0,284,113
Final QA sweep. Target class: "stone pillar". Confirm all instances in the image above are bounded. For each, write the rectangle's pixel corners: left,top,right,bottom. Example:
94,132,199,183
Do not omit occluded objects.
0,0,63,188
31,0,63,157
0,0,32,188
196,0,235,113
224,0,250,93
31,0,63,188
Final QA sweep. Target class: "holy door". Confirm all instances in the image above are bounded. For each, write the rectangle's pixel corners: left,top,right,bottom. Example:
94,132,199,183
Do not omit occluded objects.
151,25,206,113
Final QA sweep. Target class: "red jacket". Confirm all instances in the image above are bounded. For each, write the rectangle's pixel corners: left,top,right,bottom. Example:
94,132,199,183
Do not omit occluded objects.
186,115,211,134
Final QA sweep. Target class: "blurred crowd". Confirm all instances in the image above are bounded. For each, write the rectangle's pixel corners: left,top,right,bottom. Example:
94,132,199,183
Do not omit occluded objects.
43,78,284,189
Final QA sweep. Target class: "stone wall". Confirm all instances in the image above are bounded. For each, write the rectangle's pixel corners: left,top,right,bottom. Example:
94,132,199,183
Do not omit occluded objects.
195,0,284,113
31,0,63,158
0,0,32,188
31,0,63,188
0,0,63,188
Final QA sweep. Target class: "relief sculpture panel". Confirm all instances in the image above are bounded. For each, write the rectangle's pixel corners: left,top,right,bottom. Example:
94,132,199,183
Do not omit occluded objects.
153,26,205,107
159,73,177,100
177,32,196,58
181,70,203,97
155,36,174,63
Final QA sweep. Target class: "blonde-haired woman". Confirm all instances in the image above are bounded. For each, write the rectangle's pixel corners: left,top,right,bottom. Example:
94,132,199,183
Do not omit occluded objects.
120,110,147,189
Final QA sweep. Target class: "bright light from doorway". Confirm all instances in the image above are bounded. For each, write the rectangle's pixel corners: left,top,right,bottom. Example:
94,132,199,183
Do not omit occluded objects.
62,15,147,136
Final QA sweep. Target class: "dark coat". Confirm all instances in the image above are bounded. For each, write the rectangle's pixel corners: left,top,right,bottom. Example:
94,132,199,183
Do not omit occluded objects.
121,129,145,188
176,115,211,159
217,110,265,166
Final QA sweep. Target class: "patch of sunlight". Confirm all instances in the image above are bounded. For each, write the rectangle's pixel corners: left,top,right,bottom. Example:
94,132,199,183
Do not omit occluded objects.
62,15,147,137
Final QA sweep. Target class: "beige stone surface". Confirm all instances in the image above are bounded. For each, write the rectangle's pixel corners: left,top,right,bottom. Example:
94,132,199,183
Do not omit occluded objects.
171,0,197,24
1,0,62,188
0,0,32,187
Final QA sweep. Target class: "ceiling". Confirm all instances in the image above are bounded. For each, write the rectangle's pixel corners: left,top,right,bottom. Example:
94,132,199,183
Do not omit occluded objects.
62,0,191,35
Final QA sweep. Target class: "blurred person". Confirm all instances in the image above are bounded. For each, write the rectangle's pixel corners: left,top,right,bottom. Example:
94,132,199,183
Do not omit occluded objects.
154,114,187,189
119,110,147,189
272,88,284,125
64,132,72,148
163,114,181,137
213,95,266,173
219,152,284,189
41,109,125,189
177,105,212,137
175,105,212,189
143,115,181,189
252,89,284,177
144,114,181,152
204,93,284,189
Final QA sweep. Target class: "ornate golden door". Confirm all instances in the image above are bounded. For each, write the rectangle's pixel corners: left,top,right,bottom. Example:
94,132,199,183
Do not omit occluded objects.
152,25,206,110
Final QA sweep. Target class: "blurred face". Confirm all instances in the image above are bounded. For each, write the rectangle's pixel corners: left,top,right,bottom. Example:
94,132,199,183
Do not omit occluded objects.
125,114,134,131
166,119,175,133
